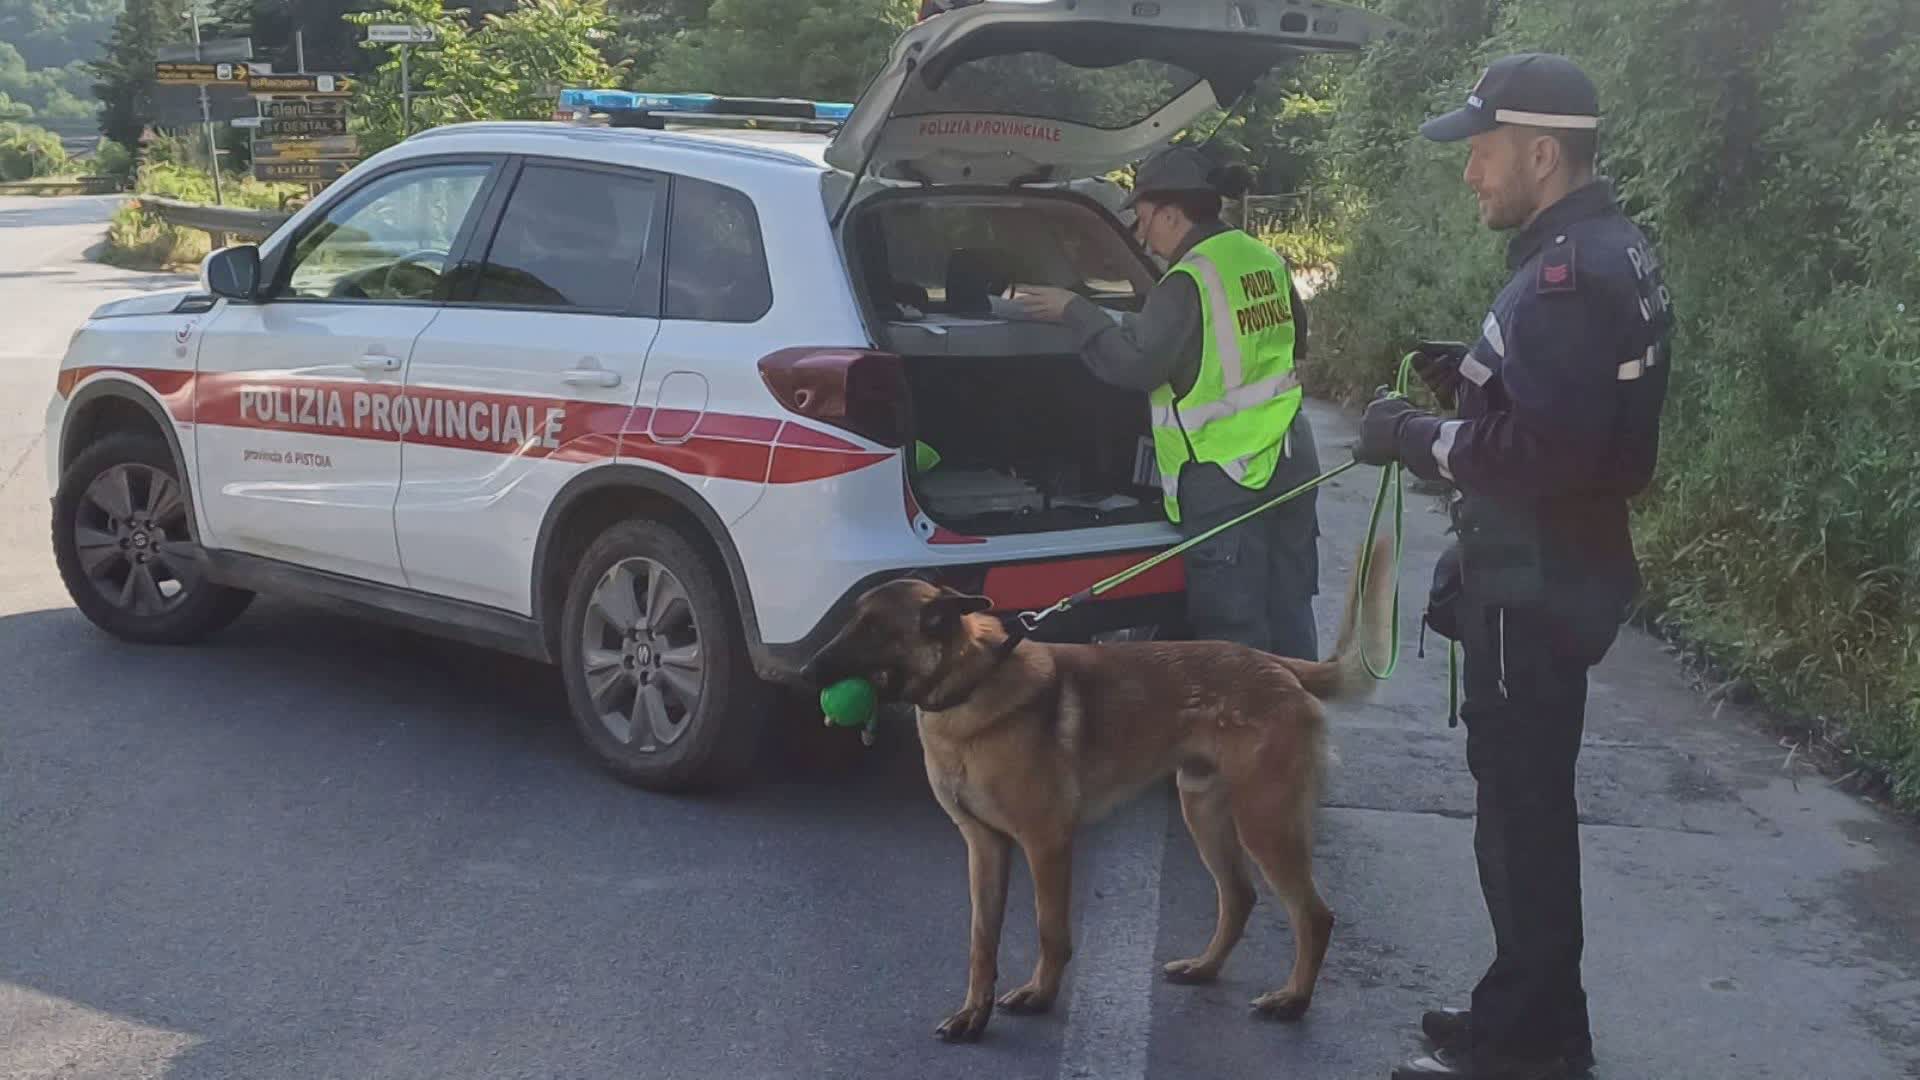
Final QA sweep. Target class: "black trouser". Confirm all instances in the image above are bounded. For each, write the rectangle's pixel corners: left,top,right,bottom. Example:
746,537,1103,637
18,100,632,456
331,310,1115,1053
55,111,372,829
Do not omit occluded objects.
1174,411,1321,659
1459,603,1596,1063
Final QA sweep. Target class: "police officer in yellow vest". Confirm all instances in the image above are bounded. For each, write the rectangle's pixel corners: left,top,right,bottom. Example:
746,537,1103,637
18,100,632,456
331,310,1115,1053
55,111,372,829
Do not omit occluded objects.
1015,146,1322,658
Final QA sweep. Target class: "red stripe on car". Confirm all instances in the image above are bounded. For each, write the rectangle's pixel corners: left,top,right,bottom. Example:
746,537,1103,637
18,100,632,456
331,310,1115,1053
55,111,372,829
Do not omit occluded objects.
56,366,885,485
981,553,1186,611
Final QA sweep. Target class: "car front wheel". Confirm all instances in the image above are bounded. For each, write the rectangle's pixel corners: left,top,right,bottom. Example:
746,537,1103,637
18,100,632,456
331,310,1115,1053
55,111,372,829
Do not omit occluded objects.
558,518,765,792
51,432,253,644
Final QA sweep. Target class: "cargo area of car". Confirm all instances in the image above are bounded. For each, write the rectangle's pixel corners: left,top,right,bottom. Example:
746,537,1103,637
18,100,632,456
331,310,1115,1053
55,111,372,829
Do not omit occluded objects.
847,190,1167,536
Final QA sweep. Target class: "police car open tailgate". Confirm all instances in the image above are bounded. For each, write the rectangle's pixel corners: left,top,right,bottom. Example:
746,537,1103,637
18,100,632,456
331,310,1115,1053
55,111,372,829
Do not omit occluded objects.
825,0,1401,186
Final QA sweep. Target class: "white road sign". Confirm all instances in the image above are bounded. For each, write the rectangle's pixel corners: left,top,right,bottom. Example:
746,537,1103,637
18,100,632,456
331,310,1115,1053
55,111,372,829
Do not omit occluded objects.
368,25,438,44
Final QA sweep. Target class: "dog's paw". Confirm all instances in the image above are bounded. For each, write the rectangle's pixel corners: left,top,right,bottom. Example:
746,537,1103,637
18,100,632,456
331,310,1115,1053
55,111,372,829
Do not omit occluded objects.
934,1002,992,1043
1251,990,1311,1022
996,984,1056,1015
1163,958,1221,985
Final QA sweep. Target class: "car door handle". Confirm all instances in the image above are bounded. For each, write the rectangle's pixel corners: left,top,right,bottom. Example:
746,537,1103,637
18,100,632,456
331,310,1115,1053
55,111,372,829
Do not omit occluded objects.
354,354,403,372
561,368,621,388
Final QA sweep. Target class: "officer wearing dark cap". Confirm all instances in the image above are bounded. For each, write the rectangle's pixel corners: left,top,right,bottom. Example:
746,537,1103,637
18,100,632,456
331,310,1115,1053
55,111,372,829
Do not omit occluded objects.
1355,54,1674,1080
1016,145,1323,660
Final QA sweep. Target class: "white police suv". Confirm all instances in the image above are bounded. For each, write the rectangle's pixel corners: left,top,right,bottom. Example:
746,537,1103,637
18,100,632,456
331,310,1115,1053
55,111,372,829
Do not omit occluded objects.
45,0,1397,790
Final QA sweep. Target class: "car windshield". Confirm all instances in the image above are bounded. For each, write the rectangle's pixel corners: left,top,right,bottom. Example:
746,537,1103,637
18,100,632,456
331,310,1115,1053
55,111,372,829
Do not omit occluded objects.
862,195,1151,314
893,51,1199,131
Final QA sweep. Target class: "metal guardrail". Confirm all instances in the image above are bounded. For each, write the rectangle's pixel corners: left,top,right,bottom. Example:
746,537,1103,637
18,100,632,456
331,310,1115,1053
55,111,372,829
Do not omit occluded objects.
137,195,294,247
0,176,124,197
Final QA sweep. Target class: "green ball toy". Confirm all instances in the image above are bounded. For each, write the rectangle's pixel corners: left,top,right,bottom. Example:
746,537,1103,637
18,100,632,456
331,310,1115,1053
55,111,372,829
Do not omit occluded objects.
820,677,878,737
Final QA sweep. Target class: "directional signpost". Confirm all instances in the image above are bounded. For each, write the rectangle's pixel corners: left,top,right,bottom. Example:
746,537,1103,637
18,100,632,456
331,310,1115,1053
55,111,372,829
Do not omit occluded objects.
367,25,438,136
152,22,251,204
239,66,360,189
246,71,354,96
254,159,356,183
259,97,348,120
257,116,350,138
252,135,360,162
367,24,438,44
154,61,251,86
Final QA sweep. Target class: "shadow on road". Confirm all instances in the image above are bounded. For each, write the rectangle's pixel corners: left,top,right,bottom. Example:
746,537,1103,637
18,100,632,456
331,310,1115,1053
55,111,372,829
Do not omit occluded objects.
1,599,966,1079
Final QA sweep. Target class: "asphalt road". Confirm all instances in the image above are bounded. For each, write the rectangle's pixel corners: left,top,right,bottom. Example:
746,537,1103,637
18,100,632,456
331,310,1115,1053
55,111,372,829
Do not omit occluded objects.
3,194,1918,1080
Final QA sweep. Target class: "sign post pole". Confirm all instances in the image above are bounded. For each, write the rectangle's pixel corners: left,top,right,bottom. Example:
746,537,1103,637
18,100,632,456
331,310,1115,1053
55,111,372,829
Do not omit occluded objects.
368,25,437,137
401,45,412,137
188,6,224,205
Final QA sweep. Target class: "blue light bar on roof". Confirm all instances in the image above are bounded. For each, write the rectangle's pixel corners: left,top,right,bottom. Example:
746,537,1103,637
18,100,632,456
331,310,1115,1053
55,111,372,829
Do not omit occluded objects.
558,88,854,123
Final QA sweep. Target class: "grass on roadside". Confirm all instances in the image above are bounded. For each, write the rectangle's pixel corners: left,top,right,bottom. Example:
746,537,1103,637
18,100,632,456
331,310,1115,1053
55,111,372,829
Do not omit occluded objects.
101,162,304,271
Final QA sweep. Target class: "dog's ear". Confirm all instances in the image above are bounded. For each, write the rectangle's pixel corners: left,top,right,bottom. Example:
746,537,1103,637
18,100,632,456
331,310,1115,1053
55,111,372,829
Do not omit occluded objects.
920,588,994,637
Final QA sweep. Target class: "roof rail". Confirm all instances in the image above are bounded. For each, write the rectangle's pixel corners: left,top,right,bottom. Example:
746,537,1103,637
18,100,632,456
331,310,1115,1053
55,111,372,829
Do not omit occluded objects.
557,89,853,134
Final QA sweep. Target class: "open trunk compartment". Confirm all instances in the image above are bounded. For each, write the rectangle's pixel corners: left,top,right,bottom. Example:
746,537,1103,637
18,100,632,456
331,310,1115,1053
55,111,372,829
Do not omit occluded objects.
904,352,1162,535
847,188,1165,536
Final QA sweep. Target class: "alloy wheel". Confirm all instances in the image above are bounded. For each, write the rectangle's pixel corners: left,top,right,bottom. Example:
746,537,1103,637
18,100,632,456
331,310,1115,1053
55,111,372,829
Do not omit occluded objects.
579,557,705,751
71,463,200,617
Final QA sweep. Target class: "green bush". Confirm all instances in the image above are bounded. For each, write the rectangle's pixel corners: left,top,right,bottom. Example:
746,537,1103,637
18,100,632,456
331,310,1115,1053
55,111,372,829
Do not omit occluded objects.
1305,0,1920,805
102,162,304,270
92,138,133,182
0,120,67,180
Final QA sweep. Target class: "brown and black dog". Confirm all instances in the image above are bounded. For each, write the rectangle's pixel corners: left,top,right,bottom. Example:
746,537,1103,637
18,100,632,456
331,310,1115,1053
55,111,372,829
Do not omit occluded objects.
802,530,1397,1042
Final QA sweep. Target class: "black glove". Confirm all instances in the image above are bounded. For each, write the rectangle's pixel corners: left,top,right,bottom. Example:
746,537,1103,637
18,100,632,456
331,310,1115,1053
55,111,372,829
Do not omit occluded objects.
1355,394,1419,466
1410,340,1470,408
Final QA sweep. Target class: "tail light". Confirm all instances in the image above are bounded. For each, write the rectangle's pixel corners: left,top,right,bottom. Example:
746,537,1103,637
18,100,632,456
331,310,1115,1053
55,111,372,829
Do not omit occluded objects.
757,348,910,448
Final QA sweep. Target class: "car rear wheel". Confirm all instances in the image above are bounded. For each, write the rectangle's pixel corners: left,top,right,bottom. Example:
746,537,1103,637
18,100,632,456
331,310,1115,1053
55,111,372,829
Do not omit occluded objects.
52,432,253,644
558,518,765,792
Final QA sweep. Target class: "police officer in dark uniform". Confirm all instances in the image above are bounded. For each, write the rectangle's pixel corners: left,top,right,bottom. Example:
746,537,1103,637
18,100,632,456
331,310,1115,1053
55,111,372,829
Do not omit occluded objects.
1354,54,1674,1080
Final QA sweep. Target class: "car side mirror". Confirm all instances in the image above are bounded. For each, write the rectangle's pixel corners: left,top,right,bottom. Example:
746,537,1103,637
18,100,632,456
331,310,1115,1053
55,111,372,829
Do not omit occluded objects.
202,244,261,300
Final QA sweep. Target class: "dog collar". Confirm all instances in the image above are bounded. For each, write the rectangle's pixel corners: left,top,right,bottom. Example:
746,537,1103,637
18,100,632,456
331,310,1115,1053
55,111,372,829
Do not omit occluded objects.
920,633,1022,713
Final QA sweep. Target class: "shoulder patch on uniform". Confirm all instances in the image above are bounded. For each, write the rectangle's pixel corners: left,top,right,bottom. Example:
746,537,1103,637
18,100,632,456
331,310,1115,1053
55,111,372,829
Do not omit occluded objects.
1537,237,1577,294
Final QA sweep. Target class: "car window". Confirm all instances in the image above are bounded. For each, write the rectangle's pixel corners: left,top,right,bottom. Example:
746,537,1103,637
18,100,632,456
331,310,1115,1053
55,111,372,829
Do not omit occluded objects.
282,163,490,302
468,163,660,312
664,176,773,323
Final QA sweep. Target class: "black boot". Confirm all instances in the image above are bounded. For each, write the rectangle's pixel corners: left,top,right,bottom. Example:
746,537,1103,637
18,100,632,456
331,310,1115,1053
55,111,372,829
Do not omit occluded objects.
1391,1046,1566,1080
1419,1008,1595,1075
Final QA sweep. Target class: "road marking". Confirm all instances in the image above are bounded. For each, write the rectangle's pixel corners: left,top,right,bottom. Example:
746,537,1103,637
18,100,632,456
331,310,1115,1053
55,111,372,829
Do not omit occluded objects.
1056,788,1169,1080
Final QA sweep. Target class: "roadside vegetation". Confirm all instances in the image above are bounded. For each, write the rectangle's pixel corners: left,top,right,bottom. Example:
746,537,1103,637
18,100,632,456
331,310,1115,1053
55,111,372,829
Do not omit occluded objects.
102,137,302,270
0,119,65,179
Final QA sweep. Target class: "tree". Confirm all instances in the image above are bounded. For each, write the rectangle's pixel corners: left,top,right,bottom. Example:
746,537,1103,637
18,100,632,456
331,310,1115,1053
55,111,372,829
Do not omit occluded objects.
207,1,372,75
0,0,123,71
0,120,69,179
90,0,194,148
346,0,624,154
608,0,711,85
643,0,914,102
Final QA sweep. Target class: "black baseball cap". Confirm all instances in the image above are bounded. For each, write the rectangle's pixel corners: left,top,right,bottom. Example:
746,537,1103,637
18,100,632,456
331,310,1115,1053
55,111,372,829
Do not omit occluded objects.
1420,53,1600,142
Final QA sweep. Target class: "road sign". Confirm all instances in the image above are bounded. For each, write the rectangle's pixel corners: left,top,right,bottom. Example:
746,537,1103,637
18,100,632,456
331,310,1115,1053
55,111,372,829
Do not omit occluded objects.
157,38,254,63
230,116,264,129
260,97,348,120
255,159,355,183
253,135,360,162
155,61,251,86
368,25,438,44
248,73,353,96
257,116,350,138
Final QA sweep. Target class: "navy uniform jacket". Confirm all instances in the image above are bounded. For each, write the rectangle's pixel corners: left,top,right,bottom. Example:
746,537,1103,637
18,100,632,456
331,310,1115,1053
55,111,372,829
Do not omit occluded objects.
1400,180,1673,644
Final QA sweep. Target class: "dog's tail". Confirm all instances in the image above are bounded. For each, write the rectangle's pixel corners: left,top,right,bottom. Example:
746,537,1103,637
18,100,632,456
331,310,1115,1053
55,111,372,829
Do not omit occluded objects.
1282,525,1398,705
